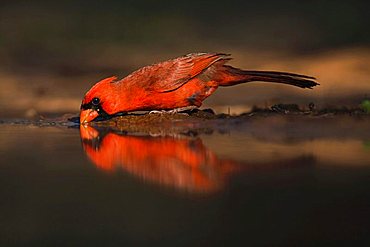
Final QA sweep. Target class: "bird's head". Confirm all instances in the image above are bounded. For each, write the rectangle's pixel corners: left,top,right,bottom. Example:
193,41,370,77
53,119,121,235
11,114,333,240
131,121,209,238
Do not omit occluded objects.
80,76,119,124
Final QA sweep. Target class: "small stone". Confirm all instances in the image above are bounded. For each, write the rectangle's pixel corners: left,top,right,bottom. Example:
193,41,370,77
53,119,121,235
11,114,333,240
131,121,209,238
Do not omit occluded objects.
271,104,301,113
25,108,38,118
308,102,315,111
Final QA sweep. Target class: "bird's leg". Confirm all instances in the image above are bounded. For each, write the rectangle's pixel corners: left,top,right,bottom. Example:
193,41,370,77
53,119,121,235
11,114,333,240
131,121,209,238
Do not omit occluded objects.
167,106,198,114
148,106,198,115
148,110,167,114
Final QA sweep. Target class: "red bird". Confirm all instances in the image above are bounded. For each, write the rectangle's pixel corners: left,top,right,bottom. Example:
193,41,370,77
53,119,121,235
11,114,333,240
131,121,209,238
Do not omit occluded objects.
80,53,318,123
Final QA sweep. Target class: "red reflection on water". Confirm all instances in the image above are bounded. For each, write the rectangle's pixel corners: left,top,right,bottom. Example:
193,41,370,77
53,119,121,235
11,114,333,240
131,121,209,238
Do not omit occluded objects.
80,126,240,192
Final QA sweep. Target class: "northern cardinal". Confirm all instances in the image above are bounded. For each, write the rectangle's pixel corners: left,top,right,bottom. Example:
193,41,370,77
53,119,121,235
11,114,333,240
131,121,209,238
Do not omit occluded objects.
80,53,318,123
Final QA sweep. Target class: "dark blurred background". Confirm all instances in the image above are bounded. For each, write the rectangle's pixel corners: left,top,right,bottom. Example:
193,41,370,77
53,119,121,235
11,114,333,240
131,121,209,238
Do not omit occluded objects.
0,0,369,117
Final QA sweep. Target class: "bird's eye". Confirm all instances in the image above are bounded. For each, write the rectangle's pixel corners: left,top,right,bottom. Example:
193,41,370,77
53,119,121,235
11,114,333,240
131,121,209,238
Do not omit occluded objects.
92,97,100,105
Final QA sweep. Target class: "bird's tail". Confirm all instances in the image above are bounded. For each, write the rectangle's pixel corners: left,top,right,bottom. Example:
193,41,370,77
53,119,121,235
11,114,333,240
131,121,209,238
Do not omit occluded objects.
217,65,319,89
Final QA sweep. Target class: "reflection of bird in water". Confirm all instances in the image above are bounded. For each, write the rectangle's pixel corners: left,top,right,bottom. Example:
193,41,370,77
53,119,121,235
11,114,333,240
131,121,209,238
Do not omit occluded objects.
80,126,239,193
80,126,314,193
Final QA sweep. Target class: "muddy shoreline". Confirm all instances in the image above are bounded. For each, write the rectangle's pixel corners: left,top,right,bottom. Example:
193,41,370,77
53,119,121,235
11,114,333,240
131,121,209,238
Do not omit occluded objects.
1,106,369,141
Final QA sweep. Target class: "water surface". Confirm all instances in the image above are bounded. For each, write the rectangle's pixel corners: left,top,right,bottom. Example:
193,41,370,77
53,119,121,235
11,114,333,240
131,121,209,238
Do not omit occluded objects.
0,116,369,246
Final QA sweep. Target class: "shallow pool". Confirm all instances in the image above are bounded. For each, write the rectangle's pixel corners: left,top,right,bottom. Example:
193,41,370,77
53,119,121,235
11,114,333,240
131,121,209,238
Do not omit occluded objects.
0,116,369,246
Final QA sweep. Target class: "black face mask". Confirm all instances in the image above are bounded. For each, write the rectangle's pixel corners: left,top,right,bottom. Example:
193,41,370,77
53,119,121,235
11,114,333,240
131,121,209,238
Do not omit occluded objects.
81,97,109,119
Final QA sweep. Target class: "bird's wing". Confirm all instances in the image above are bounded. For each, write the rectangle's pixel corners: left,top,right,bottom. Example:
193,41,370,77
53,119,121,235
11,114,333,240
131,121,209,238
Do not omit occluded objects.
152,53,230,93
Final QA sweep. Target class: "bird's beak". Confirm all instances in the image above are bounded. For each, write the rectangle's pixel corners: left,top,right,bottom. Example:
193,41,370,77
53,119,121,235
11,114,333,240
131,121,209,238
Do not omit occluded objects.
80,109,99,124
